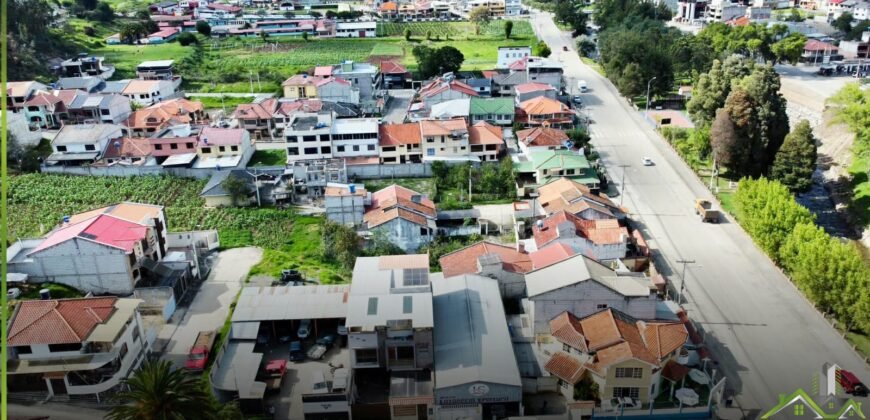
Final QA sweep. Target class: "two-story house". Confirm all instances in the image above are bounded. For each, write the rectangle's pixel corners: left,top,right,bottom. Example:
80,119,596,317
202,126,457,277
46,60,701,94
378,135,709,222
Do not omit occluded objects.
468,121,504,162
59,55,115,79
22,92,69,129
281,74,359,105
523,254,658,334
525,210,629,261
331,61,381,112
515,149,600,192
232,99,279,141
438,241,533,298
380,60,412,89
324,183,370,225
68,94,132,125
545,309,688,405
124,98,205,137
496,46,532,69
99,137,156,166
195,126,253,169
515,82,557,103
284,112,334,162
57,76,105,93
469,97,515,126
379,122,423,164
516,97,574,129
420,118,470,159
45,124,125,166
346,255,435,419
536,178,624,220
149,125,200,166
517,126,569,155
364,185,437,252
507,56,564,90
431,274,523,420
331,118,380,159
417,76,479,110
121,79,176,106
136,60,182,91
7,297,151,399
7,81,48,112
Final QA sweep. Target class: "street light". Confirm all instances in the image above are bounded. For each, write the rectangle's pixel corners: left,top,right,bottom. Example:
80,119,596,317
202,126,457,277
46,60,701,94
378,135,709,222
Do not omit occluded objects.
645,76,657,114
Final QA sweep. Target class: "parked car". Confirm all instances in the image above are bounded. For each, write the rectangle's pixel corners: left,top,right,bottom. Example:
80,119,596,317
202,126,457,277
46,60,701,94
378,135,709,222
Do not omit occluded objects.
257,331,270,345
642,157,653,166
337,320,348,336
297,319,312,339
577,80,588,93
185,330,217,372
289,341,305,362
317,334,337,348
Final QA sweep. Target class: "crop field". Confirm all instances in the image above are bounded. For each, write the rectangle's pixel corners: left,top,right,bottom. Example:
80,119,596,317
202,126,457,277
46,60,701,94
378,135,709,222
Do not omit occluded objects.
10,174,350,281
377,20,535,39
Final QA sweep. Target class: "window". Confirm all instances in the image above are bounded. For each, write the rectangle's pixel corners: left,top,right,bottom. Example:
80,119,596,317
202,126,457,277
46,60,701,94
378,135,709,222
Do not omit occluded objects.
427,148,435,156
387,346,414,363
219,146,226,152
563,343,571,352
597,304,608,309
132,326,140,342
383,146,396,152
355,348,378,365
615,368,643,379
287,136,298,142
56,146,67,152
383,157,396,163
352,145,359,152
336,145,345,152
612,387,640,399
320,134,330,141
426,138,434,143
321,146,331,154
186,142,194,149
393,406,417,417
172,143,180,150
367,144,375,151
14,346,32,355
119,342,129,360
100,109,110,116
304,147,318,155
288,147,299,155
48,343,82,353
303,135,316,142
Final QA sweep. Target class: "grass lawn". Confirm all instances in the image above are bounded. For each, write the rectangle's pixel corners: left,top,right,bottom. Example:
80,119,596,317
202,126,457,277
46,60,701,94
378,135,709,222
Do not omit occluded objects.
17,282,84,300
187,80,281,94
190,95,255,110
845,331,870,360
247,216,349,283
249,150,287,167
92,42,197,79
581,57,605,76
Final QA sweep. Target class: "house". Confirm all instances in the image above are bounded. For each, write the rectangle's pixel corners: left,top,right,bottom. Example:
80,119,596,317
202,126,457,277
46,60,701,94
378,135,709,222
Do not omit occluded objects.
1,111,42,147
418,76,479,109
7,214,159,294
379,1,399,16
66,202,169,260
515,82,557,103
99,137,156,166
46,124,125,166
59,55,115,79
431,275,523,419
524,254,658,334
106,33,122,44
802,39,842,62
492,71,530,97
331,61,381,112
149,125,201,166
705,0,747,22
516,96,575,129
335,21,377,38
506,56,565,90
364,185,437,251
497,47,532,69
124,98,205,137
324,183,370,225
380,60,411,89
283,112,335,162
287,158,348,200
232,99,279,140
516,126,569,155
466,0,506,14
468,121,504,162
331,118,380,159
121,79,176,106
57,76,104,92
7,297,151,398
136,60,180,83
68,93,132,125
515,149,600,190
207,2,242,13
199,170,256,207
438,241,533,297
147,27,181,44
150,0,180,14
525,210,629,261
544,309,688,404
346,255,435,419
536,177,624,220
6,81,48,112
464,78,493,97
469,97,515,126
505,0,522,15
195,126,253,169
379,122,423,164
22,92,69,129
229,19,335,38
429,98,471,121
281,74,359,105
839,32,870,58
420,118,472,160
678,85,693,99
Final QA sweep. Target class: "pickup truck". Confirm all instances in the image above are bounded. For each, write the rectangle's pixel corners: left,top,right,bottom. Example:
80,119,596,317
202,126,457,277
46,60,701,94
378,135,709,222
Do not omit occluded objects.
185,330,217,371
694,199,721,223
262,359,288,391
306,334,337,360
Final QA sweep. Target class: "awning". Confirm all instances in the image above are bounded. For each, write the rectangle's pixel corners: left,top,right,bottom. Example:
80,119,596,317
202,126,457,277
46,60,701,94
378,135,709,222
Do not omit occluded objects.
161,152,197,167
46,152,99,162
193,154,242,169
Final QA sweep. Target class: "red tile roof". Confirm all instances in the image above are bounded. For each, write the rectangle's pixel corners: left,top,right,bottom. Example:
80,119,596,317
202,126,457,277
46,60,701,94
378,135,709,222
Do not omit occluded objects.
29,214,148,255
199,126,246,146
419,78,480,99
550,311,588,351
232,100,276,120
515,82,555,94
804,39,838,52
364,185,436,228
517,126,568,147
537,178,621,216
727,16,750,26
102,137,154,159
8,297,119,346
314,66,333,76
519,96,570,115
380,122,422,146
420,118,467,136
481,70,499,80
468,121,503,146
662,359,691,382
380,60,408,75
533,211,628,248
545,352,586,384
24,92,64,108
438,241,533,278
529,242,575,269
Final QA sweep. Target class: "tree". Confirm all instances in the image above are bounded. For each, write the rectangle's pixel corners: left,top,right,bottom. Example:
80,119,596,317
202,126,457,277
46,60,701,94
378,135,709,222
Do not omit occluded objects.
567,128,591,149
733,177,814,258
196,20,211,36
738,64,790,175
504,20,513,39
83,26,96,36
259,30,269,41
177,32,198,46
771,32,806,64
92,2,114,22
687,56,755,126
833,12,854,34
320,220,362,269
107,360,216,420
598,22,675,97
77,0,97,10
221,174,250,206
576,35,596,57
413,45,464,79
771,120,817,193
532,41,551,58
310,11,322,18
469,6,491,35
427,30,432,41
711,107,745,175
404,28,411,41
784,8,805,22
554,0,588,34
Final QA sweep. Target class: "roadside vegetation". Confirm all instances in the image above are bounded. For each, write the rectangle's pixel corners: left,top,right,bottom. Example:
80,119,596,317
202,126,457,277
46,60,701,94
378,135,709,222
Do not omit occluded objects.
829,84,870,229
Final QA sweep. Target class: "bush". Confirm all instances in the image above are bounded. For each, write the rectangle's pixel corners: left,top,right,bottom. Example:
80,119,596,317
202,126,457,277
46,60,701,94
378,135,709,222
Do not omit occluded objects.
83,26,96,37
733,177,814,258
177,32,198,46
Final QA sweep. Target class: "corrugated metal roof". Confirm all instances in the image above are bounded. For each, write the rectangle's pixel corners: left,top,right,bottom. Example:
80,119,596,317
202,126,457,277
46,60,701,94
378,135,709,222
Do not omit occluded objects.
232,285,350,322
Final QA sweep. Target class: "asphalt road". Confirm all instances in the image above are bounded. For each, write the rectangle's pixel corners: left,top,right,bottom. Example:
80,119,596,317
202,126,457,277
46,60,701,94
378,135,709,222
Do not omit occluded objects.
529,11,870,418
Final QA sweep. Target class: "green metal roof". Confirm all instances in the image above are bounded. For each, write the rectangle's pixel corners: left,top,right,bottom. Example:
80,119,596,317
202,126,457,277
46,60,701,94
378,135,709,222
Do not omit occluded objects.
469,97,515,115
529,149,591,171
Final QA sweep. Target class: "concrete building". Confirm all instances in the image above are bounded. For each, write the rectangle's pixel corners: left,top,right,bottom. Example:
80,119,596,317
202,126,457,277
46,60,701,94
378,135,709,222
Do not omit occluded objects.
281,74,360,105
514,150,600,190
195,126,254,169
380,61,412,90
516,126,569,155
516,97,575,129
22,92,69,129
705,0,746,22
68,93,132,125
430,99,471,121
838,31,870,58
346,255,435,419
467,121,504,162
335,21,377,37
123,98,205,137
535,177,624,220
59,55,115,80
420,118,471,159
364,185,437,252
417,76,480,110
6,81,48,112
120,79,177,106
331,118,380,159
515,82,557,103
45,124,125,166
431,275,523,419
523,254,658,334
505,0,523,15
0,111,42,147
7,297,151,399
438,241,533,298
287,158,348,200
324,183,371,225
379,122,424,164
284,112,334,161
331,61,382,113
497,47,532,69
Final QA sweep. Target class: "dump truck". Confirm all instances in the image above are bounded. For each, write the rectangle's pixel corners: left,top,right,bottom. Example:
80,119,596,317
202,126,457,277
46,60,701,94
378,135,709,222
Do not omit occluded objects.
694,199,720,223
185,330,217,371
262,359,288,391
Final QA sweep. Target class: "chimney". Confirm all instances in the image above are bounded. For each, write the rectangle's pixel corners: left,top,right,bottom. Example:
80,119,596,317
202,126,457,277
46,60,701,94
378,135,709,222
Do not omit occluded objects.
517,242,526,254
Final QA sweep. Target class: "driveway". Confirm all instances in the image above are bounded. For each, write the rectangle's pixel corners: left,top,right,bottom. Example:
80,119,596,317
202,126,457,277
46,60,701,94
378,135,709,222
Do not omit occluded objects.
158,247,263,368
530,11,870,418
382,89,415,123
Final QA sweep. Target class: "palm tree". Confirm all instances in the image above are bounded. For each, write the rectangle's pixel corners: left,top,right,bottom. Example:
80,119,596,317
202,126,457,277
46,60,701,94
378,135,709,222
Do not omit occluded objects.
107,360,217,420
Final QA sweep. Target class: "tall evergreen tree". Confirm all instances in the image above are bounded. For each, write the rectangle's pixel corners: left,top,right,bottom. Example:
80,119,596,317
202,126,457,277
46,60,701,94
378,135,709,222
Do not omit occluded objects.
771,120,817,193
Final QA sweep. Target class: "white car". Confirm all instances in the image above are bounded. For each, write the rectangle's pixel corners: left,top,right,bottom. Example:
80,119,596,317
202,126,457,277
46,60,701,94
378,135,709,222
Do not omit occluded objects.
337,321,348,336
642,157,653,166
297,319,312,339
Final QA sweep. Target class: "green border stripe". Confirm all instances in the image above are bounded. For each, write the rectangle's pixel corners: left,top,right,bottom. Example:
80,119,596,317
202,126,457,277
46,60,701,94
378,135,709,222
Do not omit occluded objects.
2,0,8,417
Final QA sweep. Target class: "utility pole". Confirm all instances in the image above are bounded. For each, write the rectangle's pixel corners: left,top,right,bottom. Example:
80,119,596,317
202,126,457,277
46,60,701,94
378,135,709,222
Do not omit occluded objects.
676,259,695,305
249,71,254,94
617,164,630,206
709,157,716,192
645,76,657,114
257,72,262,92
246,169,262,207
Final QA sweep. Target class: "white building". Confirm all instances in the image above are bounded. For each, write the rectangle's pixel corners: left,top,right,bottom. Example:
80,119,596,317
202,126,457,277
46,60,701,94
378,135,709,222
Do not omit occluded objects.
496,46,532,69
45,124,125,166
284,112,334,162
335,21,377,38
0,111,43,147
505,0,523,15
331,118,380,159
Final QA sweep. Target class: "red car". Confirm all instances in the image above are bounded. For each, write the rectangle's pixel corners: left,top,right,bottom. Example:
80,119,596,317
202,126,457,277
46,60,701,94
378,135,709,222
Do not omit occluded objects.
838,370,868,397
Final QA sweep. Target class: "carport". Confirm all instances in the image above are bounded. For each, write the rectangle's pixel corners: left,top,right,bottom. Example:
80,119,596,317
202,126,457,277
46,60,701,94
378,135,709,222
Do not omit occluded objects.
231,285,351,344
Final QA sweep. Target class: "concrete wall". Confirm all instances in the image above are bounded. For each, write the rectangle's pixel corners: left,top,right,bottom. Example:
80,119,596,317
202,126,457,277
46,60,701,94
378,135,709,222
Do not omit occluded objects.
530,281,657,334
134,287,177,321
547,236,627,262
12,239,135,295
348,162,432,179
325,195,365,225
435,381,522,408
599,358,653,404
373,218,432,252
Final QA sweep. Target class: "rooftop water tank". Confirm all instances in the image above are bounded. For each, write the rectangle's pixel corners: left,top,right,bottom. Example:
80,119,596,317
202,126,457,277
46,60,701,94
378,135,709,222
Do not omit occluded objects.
39,289,51,300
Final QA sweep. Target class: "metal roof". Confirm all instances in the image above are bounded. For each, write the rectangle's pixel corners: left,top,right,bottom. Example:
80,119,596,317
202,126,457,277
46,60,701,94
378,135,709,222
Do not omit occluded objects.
161,152,197,167
231,321,261,340
346,256,433,330
432,275,522,389
212,341,266,399
525,254,648,297
232,285,350,322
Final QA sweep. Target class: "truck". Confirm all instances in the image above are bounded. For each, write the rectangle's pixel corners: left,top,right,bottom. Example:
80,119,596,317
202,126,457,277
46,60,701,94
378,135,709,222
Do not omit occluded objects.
261,359,288,391
694,199,720,223
185,330,217,371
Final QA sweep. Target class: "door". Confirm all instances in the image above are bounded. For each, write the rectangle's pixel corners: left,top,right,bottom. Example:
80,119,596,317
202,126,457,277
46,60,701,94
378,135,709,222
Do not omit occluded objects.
359,30,366,38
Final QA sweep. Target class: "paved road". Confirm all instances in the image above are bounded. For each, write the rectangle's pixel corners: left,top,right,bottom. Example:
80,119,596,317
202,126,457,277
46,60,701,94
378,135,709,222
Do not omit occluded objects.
157,247,263,368
530,12,870,418
9,402,105,420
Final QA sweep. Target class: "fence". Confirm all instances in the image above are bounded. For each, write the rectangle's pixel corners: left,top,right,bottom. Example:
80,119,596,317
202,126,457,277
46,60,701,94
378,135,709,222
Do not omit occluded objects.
41,165,243,179
347,162,432,179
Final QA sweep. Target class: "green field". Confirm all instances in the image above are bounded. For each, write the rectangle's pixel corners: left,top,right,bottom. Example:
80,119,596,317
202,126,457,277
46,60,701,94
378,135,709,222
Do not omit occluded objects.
93,43,197,79
377,20,535,39
190,95,259,110
249,150,287,167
